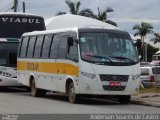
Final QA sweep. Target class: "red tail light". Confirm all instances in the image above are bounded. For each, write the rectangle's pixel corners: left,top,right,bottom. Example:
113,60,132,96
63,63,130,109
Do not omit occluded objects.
150,75,155,82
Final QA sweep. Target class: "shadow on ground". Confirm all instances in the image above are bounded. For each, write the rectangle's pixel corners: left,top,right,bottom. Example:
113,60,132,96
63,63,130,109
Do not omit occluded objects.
0,87,27,92
0,88,126,105
45,93,121,105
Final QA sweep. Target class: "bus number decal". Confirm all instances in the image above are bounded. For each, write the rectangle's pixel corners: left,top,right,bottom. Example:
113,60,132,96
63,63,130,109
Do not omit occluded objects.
27,63,39,71
1,17,41,24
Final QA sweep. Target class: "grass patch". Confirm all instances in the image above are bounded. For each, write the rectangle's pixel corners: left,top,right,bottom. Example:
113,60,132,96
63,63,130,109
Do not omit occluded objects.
139,87,160,93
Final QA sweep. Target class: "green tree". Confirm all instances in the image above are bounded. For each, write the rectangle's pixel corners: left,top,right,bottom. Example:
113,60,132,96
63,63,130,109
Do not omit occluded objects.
56,0,96,18
133,22,153,62
96,7,117,26
150,33,160,44
139,43,159,62
56,0,117,26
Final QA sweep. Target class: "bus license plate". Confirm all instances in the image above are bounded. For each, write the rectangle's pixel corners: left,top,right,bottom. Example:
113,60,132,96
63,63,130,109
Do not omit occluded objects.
109,82,121,86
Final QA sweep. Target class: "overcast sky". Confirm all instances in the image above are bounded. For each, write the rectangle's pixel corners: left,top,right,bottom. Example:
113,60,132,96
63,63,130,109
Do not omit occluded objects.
0,0,160,47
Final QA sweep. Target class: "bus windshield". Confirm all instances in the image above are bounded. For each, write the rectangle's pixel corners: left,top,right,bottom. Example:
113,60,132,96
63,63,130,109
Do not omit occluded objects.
79,32,139,65
0,15,45,38
0,42,18,67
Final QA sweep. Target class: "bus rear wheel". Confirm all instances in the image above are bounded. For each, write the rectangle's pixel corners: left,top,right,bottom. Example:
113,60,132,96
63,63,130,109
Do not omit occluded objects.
68,82,79,103
31,79,46,97
118,95,131,104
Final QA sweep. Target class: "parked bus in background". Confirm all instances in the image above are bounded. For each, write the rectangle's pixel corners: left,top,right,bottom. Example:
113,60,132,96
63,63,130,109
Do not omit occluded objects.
17,14,140,104
0,12,46,87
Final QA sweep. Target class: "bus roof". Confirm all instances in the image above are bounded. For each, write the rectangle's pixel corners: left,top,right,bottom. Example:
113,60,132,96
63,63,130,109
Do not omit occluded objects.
23,14,123,37
45,14,119,30
22,27,130,38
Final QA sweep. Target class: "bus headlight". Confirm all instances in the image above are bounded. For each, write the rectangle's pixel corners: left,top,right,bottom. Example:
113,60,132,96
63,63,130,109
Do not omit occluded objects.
81,72,96,79
6,73,11,77
132,74,140,80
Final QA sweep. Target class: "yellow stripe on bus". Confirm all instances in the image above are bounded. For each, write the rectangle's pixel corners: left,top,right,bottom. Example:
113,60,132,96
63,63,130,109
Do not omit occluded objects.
17,61,79,76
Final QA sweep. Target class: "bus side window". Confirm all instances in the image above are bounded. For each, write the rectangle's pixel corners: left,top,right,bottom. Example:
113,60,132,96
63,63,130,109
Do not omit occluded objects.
50,34,59,58
27,36,36,58
18,38,23,57
41,34,53,58
67,40,78,62
34,35,44,58
58,35,68,58
20,37,29,58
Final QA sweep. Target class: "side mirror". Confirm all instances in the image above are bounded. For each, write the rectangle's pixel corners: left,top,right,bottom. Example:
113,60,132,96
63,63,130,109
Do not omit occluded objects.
67,37,74,46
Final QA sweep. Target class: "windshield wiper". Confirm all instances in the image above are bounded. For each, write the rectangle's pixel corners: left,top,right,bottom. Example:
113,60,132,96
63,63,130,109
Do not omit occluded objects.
88,55,113,63
111,56,135,63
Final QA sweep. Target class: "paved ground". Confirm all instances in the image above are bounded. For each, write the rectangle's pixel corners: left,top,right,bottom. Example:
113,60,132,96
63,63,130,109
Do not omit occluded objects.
0,87,160,114
131,93,160,108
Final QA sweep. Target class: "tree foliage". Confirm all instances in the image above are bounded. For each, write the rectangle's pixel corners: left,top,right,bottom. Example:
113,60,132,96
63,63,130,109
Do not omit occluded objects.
56,0,117,26
150,33,160,44
56,0,96,18
133,22,153,37
133,22,153,62
96,7,117,26
139,43,159,62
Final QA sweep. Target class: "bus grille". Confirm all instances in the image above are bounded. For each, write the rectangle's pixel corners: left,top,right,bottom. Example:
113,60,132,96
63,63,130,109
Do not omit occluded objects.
100,74,129,82
103,85,126,91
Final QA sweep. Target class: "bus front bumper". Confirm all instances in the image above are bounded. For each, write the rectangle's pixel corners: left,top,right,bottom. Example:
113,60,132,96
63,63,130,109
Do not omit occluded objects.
0,75,23,87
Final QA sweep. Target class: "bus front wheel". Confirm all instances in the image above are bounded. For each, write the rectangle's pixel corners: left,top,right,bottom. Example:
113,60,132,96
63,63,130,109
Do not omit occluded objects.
68,82,79,103
31,79,46,97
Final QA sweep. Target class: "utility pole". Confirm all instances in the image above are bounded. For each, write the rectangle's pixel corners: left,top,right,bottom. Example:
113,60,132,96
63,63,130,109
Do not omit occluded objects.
13,0,18,12
23,2,25,13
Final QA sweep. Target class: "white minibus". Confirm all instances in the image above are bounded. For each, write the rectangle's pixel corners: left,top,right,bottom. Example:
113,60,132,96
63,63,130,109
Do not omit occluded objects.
17,15,140,103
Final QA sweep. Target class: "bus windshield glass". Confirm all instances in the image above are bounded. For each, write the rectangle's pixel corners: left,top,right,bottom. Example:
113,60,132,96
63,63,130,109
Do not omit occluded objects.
79,31,139,65
0,42,18,67
0,15,45,38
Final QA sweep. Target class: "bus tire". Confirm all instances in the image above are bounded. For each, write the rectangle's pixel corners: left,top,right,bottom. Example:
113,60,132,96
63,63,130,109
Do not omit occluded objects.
30,79,46,97
68,82,79,103
118,95,131,104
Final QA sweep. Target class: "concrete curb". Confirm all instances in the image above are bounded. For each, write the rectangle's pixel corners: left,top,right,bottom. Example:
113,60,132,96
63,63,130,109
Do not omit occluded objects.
131,98,160,108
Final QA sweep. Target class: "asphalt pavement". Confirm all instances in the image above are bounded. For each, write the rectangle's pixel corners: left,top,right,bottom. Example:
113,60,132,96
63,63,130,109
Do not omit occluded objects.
0,87,160,120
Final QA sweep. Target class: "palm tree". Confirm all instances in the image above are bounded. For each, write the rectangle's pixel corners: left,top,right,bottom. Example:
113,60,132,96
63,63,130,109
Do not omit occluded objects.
133,22,153,62
150,33,160,44
56,0,96,18
96,7,117,26
65,0,80,15
56,0,117,26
